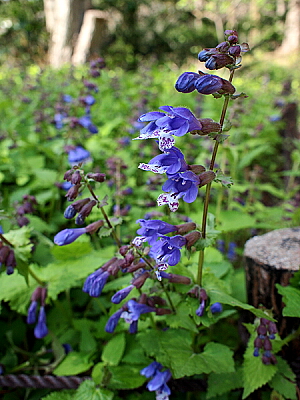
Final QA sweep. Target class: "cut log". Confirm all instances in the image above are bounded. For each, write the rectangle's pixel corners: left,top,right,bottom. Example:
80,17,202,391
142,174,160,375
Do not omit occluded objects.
244,227,300,335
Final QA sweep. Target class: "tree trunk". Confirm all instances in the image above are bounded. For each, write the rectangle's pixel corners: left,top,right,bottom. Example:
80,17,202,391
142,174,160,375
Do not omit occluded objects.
43,0,91,67
277,0,300,54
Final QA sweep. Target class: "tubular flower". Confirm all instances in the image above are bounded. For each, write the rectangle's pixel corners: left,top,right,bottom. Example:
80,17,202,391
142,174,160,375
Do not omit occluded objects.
133,219,178,245
138,146,188,175
175,71,235,95
54,227,86,246
135,106,202,151
157,170,200,212
150,235,187,267
67,146,91,165
141,362,172,400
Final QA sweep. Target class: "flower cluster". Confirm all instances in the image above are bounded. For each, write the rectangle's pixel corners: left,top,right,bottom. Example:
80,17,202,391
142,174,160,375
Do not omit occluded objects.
27,287,48,339
253,318,278,365
140,361,172,400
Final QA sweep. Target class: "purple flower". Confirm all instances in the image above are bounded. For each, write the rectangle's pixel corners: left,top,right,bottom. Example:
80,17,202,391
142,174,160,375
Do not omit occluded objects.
150,235,186,267
27,300,38,324
157,171,200,212
210,302,223,313
135,106,202,151
175,71,203,93
134,219,177,245
83,270,110,297
34,306,48,339
147,370,172,392
140,362,163,378
141,363,172,400
121,299,155,323
194,74,223,94
54,227,86,246
62,94,73,103
196,298,206,317
54,113,64,129
111,285,134,304
138,146,188,175
78,115,99,134
105,309,123,333
67,146,91,165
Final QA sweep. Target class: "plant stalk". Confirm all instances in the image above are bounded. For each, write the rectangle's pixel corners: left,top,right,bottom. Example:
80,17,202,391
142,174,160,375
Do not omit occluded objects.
197,70,235,286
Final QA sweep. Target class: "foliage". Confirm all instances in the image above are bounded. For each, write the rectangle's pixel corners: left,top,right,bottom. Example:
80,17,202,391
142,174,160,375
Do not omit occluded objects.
0,31,300,400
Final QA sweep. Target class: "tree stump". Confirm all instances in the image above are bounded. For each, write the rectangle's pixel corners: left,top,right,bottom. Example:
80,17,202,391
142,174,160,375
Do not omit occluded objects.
244,227,300,335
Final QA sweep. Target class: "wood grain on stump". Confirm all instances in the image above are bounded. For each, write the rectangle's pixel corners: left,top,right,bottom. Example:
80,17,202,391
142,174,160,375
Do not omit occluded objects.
244,227,300,335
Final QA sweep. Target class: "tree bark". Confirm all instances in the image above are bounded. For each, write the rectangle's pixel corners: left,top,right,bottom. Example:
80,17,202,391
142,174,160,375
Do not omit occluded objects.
43,0,91,67
277,0,300,54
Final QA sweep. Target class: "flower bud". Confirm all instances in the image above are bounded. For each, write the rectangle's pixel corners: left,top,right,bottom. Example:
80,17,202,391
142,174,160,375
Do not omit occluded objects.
124,251,135,267
132,271,150,289
216,41,230,52
126,261,146,273
71,171,82,185
227,35,238,44
5,249,16,268
107,258,126,276
263,337,272,351
188,164,206,174
119,245,130,256
184,231,201,249
155,308,172,315
195,73,223,95
199,171,216,187
64,205,77,219
175,71,200,93
198,118,222,134
167,273,191,285
254,337,263,348
198,48,217,62
86,172,106,182
64,169,74,181
65,184,81,201
75,200,97,225
0,246,10,263
257,325,267,336
175,222,196,234
72,198,90,211
147,296,167,307
85,219,104,234
210,302,223,313
228,45,241,57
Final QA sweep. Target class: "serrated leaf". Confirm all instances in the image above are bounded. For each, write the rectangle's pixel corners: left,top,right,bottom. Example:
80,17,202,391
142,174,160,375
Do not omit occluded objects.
53,352,93,376
107,365,146,389
41,390,75,400
276,285,300,317
102,333,126,366
74,380,114,400
0,270,35,313
166,301,198,333
242,330,277,398
207,369,243,398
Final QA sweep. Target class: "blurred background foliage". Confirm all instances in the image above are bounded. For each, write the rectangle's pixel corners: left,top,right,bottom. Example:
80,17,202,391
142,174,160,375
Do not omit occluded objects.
0,0,294,69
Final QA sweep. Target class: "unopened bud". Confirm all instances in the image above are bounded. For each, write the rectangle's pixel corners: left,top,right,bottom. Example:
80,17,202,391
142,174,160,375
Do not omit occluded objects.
132,271,150,289
126,261,146,273
85,219,104,233
71,171,82,185
198,118,221,134
229,45,241,57
40,287,47,305
75,200,97,225
31,286,43,302
175,222,197,234
124,251,135,267
65,184,81,201
188,164,206,173
107,258,126,275
199,171,216,187
206,54,234,70
200,288,208,301
0,246,10,263
5,250,16,268
101,257,119,271
227,35,238,44
119,245,130,256
219,78,236,94
147,296,167,307
72,198,90,211
167,273,191,285
263,337,272,351
87,173,106,182
64,169,74,181
216,41,230,52
155,308,172,315
184,231,201,249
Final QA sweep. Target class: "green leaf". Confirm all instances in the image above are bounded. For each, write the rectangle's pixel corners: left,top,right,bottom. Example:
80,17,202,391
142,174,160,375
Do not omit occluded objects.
0,270,35,314
139,329,234,379
107,365,146,389
207,368,243,398
53,352,94,376
74,380,114,400
166,301,198,333
217,210,256,232
92,362,106,385
51,239,93,261
102,333,126,366
269,358,297,400
41,391,75,400
276,285,300,317
242,330,277,399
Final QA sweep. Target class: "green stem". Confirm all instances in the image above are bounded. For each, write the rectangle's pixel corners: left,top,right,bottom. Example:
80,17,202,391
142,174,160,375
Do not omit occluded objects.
86,182,122,247
196,70,235,286
28,267,45,286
